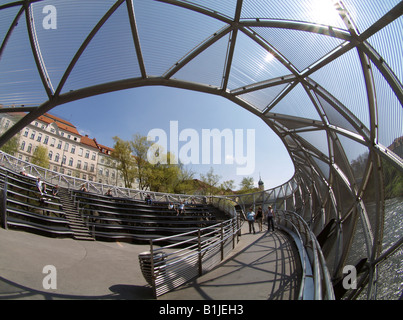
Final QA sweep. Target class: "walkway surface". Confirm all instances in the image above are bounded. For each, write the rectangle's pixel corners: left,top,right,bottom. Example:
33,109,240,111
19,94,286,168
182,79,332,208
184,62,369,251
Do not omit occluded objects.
0,223,301,300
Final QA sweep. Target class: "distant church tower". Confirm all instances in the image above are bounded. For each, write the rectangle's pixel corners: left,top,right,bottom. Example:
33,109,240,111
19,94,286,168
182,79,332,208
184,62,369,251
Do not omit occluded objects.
258,175,264,191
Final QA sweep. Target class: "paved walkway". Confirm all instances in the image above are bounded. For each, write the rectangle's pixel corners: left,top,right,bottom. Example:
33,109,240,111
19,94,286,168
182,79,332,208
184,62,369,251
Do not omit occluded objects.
0,223,300,300
161,223,301,300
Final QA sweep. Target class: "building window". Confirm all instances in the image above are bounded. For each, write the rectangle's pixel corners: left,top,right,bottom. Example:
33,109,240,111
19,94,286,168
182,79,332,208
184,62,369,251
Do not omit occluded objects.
55,153,60,162
68,157,73,167
92,152,96,160
64,142,69,152
85,150,90,159
84,162,88,171
62,155,66,165
90,164,95,173
43,135,49,145
57,140,62,149
20,141,25,151
37,133,42,142
23,129,29,137
71,145,76,154
77,160,81,169
78,148,83,156
27,143,32,153
30,130,36,140
48,151,53,160
50,138,56,147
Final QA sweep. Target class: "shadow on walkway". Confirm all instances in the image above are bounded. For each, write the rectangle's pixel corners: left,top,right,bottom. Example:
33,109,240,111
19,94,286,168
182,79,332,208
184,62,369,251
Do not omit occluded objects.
160,229,301,300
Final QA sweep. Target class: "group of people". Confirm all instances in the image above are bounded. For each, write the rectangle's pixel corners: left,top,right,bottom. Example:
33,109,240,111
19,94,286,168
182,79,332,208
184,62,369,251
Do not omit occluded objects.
246,206,275,234
168,201,186,216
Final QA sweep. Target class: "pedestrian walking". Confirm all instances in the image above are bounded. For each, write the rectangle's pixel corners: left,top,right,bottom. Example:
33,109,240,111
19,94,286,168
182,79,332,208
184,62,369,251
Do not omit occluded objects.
247,207,256,234
266,206,275,232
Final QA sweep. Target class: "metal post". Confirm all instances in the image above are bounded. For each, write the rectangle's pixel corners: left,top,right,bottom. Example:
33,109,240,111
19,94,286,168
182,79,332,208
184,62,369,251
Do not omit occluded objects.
1,176,8,229
149,239,157,298
220,221,224,261
232,218,235,249
198,229,202,276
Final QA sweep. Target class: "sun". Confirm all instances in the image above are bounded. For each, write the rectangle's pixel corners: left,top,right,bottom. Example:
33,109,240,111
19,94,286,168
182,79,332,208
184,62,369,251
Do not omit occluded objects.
264,52,275,63
311,0,342,26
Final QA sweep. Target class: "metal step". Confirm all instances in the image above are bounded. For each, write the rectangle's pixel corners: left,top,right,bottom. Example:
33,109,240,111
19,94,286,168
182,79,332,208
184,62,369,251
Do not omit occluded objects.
59,188,94,241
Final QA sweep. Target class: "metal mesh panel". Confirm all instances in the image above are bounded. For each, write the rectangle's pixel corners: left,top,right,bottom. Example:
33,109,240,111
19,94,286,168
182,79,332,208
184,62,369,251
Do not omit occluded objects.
0,10,48,106
63,3,141,92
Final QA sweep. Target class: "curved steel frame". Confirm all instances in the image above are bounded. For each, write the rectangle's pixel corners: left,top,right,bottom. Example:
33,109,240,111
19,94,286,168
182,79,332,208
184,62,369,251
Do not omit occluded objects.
0,0,402,299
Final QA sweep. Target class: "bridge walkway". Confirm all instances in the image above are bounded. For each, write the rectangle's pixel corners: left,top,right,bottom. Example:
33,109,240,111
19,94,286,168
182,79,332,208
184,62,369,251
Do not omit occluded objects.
0,223,300,300
160,222,301,300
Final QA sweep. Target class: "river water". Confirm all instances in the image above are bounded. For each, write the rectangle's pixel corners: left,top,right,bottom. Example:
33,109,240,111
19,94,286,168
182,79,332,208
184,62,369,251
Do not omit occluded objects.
375,197,403,300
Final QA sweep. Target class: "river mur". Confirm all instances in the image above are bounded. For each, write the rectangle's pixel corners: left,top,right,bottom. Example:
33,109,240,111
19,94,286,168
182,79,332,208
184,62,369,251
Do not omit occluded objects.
377,197,403,300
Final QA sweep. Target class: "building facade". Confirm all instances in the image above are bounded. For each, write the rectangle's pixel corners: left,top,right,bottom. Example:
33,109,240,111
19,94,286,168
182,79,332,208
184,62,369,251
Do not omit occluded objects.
0,111,132,188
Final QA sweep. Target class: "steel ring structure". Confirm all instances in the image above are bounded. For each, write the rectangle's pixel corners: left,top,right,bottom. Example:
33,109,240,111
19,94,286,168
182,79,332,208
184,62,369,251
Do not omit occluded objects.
0,0,402,299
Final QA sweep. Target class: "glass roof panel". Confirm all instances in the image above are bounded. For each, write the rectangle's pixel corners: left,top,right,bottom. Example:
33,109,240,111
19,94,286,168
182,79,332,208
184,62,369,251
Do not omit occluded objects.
134,0,226,76
309,49,370,128
180,0,237,19
250,27,346,72
337,133,369,183
0,10,48,106
312,156,330,179
173,33,230,88
371,60,403,148
62,3,141,92
314,91,359,134
238,84,289,112
241,0,347,29
297,130,330,157
0,4,20,46
270,83,322,120
227,31,291,90
342,0,401,32
30,0,117,91
368,17,403,85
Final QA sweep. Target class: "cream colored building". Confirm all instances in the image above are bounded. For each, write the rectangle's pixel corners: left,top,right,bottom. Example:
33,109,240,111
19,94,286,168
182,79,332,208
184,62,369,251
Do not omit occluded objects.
0,112,134,188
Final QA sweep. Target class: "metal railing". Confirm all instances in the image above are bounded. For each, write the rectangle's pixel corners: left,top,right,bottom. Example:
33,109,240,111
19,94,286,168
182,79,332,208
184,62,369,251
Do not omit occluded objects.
0,151,209,203
139,217,242,298
275,209,335,300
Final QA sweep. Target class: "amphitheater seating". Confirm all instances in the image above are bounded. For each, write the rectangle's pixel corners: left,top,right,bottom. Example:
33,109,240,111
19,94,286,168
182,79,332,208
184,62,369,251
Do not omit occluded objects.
0,167,73,238
72,190,227,243
0,165,229,243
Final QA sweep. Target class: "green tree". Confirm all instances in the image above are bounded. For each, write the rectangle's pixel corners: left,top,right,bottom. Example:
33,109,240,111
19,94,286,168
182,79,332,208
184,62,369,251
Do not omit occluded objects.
200,167,221,196
131,133,153,190
31,145,49,169
111,136,136,188
0,133,20,156
239,177,255,193
220,179,235,194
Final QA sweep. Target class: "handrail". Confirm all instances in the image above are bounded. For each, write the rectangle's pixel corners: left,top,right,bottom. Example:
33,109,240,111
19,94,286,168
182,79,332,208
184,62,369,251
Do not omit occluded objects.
140,216,242,298
275,209,335,300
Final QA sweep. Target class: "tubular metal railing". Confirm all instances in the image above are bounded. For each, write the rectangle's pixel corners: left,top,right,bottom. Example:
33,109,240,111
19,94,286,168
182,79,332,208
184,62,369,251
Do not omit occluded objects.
139,217,242,298
275,209,335,300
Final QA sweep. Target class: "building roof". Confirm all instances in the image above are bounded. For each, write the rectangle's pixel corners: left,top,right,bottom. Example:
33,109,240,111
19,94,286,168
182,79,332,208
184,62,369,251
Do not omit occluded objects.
37,113,80,136
80,134,99,150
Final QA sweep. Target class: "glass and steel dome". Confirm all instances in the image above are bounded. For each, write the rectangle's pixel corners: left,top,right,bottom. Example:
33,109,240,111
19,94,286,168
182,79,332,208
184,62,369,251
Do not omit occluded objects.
0,0,402,299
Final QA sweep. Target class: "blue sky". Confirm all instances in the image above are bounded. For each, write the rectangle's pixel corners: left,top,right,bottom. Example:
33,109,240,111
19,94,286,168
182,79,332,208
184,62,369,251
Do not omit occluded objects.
52,86,295,190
